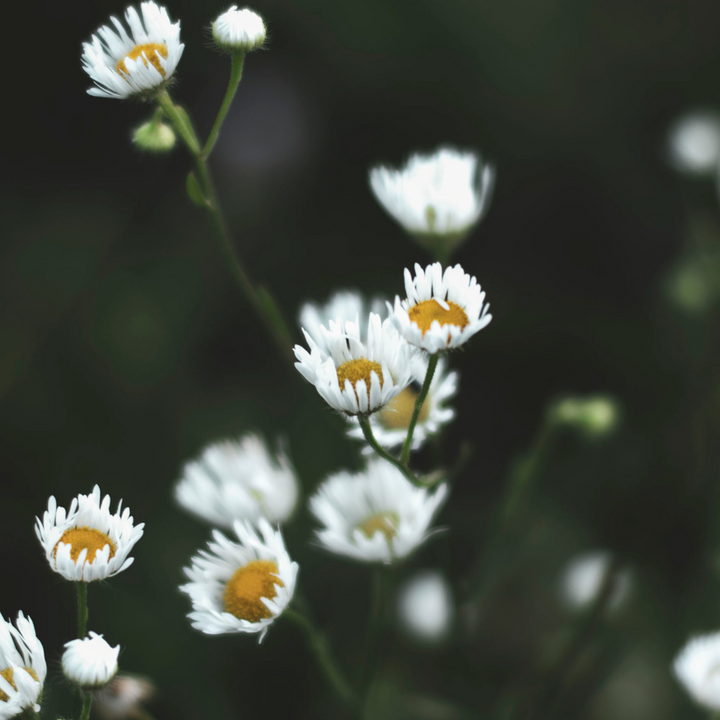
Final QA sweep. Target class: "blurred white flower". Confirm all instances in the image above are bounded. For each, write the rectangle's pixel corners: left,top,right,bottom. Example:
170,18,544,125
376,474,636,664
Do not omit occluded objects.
212,6,266,53
560,551,630,611
62,633,119,689
667,111,720,176
674,631,720,710
397,570,454,643
175,434,299,529
553,395,619,437
35,485,144,582
94,674,155,720
82,2,184,99
309,458,447,563
391,262,491,354
180,519,297,642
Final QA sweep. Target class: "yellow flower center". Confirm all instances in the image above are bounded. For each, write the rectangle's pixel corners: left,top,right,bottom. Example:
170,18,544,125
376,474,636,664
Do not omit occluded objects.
379,386,429,430
116,43,169,77
336,358,384,400
223,560,283,623
54,527,116,564
408,299,469,336
357,511,400,541
0,667,39,703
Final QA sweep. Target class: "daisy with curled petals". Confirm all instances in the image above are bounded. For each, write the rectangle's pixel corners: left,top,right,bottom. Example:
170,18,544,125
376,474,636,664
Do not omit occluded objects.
309,458,448,564
0,613,46,719
174,434,299,529
294,313,415,416
82,2,184,99
347,355,458,453
391,262,491,354
62,633,119,689
180,518,297,642
35,485,144,582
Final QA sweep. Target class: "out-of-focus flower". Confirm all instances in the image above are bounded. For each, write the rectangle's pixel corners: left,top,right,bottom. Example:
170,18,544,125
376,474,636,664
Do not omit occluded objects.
35,485,144,582
180,519,297,642
370,147,494,255
62,634,119,689
391,263,491,354
347,355,458,453
132,120,176,152
552,395,619,437
309,458,447,563
175,434,299,529
294,313,414,416
94,674,155,720
82,2,184,100
559,551,631,611
0,613,46,718
673,632,720,710
666,111,720,176
397,570,454,643
212,6,266,53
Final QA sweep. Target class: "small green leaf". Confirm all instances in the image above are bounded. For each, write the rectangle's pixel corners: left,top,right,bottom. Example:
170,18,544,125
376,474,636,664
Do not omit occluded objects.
186,172,207,208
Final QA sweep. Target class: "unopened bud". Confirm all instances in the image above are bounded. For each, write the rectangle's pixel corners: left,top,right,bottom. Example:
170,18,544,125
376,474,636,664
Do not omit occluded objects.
553,395,619,437
132,121,176,153
212,6,266,54
62,633,119,690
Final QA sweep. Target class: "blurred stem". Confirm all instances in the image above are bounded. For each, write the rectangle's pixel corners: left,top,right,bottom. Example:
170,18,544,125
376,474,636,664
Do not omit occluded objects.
358,417,421,486
203,53,245,158
285,608,358,710
400,354,439,464
79,691,93,720
76,582,88,638
156,89,294,364
359,568,386,695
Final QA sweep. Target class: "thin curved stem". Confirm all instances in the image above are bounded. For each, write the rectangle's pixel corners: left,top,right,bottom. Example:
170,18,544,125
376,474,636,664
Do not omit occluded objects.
79,691,93,720
400,354,439,464
203,53,245,159
76,582,88,639
358,416,421,486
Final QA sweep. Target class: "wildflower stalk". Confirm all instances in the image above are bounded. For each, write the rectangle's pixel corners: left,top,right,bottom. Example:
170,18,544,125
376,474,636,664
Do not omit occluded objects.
358,417,421,486
400,353,439,464
203,53,245,158
76,582,88,639
79,691,93,720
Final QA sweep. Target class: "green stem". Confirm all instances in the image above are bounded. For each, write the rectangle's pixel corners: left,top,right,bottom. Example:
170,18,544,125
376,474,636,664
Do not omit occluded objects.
358,416,420,486
202,53,245,159
400,354,439,464
79,691,93,720
156,89,200,155
76,582,88,639
359,568,385,694
285,608,358,710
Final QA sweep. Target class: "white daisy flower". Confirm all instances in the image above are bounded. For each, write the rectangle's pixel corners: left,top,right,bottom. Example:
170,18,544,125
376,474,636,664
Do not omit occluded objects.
212,6,266,53
94,674,155,720
309,458,448,564
35,486,144,583
673,631,720,710
667,111,720,176
294,312,415,416
369,147,495,241
174,434,299,529
62,633,119,689
180,518,297,642
82,2,184,100
397,570,454,643
559,551,631,612
347,355,458,453
0,613,46,718
391,262,492,354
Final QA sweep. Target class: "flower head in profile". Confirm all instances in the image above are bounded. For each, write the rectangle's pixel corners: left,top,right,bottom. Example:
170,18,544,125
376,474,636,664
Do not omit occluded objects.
212,6,266,53
62,633,119,689
180,519,297,642
347,355,458,453
674,632,720,710
370,147,494,253
309,458,448,564
391,262,491,353
175,434,299,529
294,312,415,416
94,674,155,720
35,485,144,582
82,2,184,99
0,613,46,718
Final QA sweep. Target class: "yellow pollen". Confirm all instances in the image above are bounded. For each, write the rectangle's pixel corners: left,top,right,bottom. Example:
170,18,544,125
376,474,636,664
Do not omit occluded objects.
357,511,400,541
53,527,116,564
379,386,429,430
409,299,469,336
223,560,283,623
336,358,384,400
116,43,168,77
0,667,39,703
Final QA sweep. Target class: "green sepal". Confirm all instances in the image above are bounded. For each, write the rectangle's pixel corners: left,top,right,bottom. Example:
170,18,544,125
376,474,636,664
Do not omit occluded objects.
186,172,208,208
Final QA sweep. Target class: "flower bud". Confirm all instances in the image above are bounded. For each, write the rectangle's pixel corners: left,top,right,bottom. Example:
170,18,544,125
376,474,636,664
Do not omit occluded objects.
552,395,619,437
62,633,119,689
132,121,176,153
212,6,266,54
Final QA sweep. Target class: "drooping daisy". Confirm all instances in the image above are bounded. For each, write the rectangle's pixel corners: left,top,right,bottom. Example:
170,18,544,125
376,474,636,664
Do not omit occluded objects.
369,147,495,245
347,355,458,453
62,633,119,689
0,613,46,718
294,312,415,416
212,6,266,53
674,632,720,710
309,458,448,563
94,674,155,720
174,434,299,529
35,486,144,582
82,2,184,99
180,519,297,642
391,262,492,353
